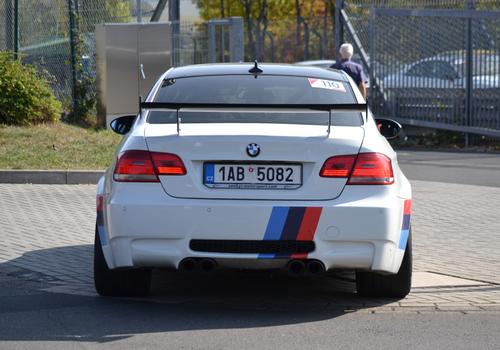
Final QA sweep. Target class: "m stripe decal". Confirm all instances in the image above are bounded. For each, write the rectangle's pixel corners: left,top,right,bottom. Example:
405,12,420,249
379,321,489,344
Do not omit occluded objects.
291,207,323,259
259,207,289,258
260,206,323,259
262,207,289,241
296,207,323,241
280,207,306,241
399,199,412,250
96,195,107,246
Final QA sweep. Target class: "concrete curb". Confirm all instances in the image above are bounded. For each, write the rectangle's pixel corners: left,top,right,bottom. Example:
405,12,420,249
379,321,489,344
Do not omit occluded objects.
0,170,104,184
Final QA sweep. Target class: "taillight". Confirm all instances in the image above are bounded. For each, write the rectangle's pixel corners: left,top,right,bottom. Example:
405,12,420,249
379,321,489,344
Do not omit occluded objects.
150,152,186,175
320,152,394,185
348,153,394,185
319,155,357,178
113,150,186,182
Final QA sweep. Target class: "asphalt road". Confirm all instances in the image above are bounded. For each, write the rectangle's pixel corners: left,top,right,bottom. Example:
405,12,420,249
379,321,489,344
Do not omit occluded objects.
1,274,499,350
397,150,500,187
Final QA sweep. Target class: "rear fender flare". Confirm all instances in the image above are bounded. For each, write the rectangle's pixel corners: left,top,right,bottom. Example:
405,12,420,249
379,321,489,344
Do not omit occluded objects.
96,176,115,269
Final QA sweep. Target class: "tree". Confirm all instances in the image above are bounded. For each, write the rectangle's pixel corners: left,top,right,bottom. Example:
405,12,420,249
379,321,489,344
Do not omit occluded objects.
194,0,333,62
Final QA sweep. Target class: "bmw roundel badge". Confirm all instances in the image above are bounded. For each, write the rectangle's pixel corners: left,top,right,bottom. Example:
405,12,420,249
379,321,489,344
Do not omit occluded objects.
246,143,260,157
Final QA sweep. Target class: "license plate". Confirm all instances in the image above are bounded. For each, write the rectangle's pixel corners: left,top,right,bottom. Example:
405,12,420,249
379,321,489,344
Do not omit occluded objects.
203,163,302,189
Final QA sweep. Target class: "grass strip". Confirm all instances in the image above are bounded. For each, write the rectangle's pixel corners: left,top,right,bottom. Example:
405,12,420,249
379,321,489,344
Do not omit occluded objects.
0,123,121,170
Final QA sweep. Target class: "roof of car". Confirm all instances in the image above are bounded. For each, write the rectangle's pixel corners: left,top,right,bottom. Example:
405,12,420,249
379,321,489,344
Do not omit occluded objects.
295,60,336,66
166,63,349,81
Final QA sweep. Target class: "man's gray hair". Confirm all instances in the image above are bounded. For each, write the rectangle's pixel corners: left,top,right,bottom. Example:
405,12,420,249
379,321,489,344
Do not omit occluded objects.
339,43,354,59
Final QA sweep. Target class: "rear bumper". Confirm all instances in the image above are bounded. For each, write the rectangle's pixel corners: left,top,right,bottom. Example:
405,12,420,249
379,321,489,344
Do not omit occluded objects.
98,181,411,274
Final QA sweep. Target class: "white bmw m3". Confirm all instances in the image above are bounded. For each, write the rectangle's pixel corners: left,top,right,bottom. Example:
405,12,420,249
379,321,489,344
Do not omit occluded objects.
95,63,412,298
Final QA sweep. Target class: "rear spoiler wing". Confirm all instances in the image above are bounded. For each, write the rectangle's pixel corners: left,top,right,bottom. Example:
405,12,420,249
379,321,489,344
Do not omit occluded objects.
139,102,368,135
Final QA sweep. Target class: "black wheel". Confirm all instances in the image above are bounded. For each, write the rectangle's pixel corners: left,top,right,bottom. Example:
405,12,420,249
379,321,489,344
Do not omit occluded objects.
94,225,151,297
356,229,412,298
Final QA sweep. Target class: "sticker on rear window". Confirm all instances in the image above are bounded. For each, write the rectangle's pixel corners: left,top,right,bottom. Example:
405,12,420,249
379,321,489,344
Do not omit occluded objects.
308,78,346,92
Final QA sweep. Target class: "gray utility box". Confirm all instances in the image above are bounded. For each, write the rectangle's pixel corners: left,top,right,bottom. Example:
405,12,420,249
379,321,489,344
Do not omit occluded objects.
96,23,172,128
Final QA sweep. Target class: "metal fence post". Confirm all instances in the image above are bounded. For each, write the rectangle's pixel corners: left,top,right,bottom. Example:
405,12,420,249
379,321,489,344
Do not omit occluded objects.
68,0,78,108
368,7,375,108
208,21,216,63
335,0,344,56
465,0,474,147
13,0,19,57
169,0,180,66
229,17,244,62
4,0,12,51
136,0,142,23
220,23,225,62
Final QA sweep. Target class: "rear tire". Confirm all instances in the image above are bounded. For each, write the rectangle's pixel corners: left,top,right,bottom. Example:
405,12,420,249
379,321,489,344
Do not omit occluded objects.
356,229,412,298
94,225,151,297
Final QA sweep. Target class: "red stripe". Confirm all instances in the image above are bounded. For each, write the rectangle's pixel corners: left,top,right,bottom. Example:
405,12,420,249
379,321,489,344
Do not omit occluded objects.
291,207,322,259
403,199,412,215
96,195,104,212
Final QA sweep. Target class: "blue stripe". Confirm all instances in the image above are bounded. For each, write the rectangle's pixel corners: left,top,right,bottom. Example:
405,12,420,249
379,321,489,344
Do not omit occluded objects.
259,207,289,259
402,214,411,230
204,163,215,184
399,229,409,250
262,207,289,240
98,225,108,246
96,211,105,226
96,211,107,246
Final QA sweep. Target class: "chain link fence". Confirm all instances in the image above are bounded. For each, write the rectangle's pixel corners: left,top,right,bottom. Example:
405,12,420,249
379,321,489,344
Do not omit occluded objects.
172,21,209,66
0,0,153,104
341,0,500,138
372,13,500,131
1,0,72,100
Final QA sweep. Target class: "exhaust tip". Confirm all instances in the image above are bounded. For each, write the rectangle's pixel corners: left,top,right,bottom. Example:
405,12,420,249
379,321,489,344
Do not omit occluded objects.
306,260,325,275
200,258,216,272
287,260,306,276
179,258,197,272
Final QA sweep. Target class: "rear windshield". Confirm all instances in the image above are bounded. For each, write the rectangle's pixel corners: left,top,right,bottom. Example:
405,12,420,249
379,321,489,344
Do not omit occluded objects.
154,75,355,104
149,75,362,126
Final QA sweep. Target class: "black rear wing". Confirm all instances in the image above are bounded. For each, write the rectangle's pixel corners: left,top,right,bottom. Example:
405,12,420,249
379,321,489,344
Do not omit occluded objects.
139,102,368,135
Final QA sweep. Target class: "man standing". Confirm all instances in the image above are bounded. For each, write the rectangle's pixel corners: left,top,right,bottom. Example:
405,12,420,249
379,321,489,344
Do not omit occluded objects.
330,43,367,98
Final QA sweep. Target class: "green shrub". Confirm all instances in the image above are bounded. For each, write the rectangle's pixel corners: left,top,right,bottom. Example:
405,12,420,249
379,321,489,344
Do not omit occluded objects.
0,52,62,125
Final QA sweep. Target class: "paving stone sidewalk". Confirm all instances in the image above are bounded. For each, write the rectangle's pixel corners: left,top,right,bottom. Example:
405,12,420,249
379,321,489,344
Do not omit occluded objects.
0,181,499,312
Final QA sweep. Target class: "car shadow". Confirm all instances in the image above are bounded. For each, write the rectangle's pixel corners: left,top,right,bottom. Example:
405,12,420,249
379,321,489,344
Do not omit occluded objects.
0,245,399,343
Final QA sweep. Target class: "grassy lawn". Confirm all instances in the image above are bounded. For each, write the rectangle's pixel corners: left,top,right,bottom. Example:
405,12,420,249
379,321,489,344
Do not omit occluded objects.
0,123,122,170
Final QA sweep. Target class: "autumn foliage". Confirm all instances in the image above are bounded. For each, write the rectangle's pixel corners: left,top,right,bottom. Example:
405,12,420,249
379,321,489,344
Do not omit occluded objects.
194,0,337,62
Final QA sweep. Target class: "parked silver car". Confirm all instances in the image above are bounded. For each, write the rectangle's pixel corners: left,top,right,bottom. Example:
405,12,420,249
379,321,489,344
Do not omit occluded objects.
383,53,500,90
381,52,500,121
295,60,336,68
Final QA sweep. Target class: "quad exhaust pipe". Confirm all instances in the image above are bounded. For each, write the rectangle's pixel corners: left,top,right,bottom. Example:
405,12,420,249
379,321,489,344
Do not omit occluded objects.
287,259,306,276
200,258,217,272
287,259,325,277
306,260,325,275
179,258,217,272
179,258,323,276
179,258,198,272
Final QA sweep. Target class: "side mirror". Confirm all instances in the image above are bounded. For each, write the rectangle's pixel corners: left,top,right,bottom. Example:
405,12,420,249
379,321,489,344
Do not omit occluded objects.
110,115,137,135
375,118,402,140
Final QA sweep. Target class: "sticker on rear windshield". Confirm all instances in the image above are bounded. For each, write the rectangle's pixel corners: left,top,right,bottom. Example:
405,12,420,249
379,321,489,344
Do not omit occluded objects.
308,78,346,92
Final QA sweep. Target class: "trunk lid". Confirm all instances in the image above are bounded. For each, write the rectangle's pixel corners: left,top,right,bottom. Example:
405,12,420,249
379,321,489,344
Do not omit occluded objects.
144,123,364,201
